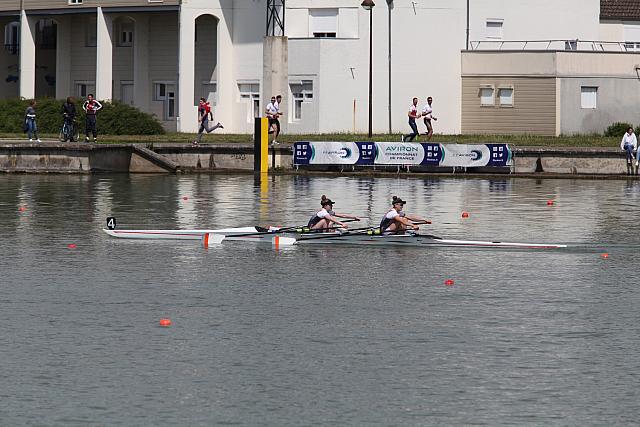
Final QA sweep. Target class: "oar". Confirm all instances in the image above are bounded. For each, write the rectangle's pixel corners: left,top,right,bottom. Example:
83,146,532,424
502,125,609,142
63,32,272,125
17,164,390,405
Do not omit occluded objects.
272,227,380,247
202,232,225,248
225,219,364,239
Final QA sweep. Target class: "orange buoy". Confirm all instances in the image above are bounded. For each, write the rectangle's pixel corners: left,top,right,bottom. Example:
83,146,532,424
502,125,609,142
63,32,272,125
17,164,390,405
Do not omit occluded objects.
444,279,455,286
159,319,172,327
67,243,77,249
461,212,469,218
547,200,554,206
600,253,609,259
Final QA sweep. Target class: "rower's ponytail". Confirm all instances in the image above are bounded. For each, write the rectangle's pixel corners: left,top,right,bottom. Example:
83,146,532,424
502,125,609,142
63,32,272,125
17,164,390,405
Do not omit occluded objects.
392,195,399,204
321,195,328,205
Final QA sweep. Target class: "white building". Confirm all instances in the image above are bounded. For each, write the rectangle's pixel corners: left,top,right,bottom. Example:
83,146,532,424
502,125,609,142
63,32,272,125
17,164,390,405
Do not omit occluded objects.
0,0,637,135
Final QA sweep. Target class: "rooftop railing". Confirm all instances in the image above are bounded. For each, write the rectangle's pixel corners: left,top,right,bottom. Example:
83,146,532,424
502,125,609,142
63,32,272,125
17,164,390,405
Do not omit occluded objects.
469,39,639,52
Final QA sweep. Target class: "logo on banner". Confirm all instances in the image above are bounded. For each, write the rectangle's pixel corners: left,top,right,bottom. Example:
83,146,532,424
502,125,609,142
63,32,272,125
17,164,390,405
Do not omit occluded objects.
375,142,425,164
471,150,482,161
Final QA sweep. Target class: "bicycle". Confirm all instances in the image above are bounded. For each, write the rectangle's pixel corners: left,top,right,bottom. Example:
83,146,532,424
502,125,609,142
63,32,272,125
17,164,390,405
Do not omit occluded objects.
59,117,79,142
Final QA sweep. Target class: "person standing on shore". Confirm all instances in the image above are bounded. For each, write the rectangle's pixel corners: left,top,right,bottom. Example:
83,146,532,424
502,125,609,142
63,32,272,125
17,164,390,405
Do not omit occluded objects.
82,94,102,143
24,100,41,143
193,97,223,145
266,95,282,145
401,98,420,142
620,126,637,167
62,97,77,142
421,96,438,140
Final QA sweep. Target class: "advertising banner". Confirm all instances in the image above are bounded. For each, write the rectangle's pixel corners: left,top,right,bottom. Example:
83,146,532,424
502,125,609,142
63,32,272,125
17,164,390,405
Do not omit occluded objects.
294,142,511,167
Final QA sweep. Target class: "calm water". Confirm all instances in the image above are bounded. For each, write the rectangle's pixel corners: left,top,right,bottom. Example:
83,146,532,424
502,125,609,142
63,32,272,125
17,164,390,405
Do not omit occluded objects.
1,174,640,426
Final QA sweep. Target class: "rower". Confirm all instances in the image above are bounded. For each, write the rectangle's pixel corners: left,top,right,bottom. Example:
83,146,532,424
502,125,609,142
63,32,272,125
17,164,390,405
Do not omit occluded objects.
380,196,427,234
308,195,360,230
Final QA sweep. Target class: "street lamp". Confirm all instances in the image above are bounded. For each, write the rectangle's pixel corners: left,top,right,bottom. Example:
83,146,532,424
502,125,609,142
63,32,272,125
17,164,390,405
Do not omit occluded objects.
361,0,375,138
386,0,393,135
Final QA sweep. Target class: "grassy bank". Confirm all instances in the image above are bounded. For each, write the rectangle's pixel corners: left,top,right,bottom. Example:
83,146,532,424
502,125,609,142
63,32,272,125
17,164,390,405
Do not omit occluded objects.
0,132,621,148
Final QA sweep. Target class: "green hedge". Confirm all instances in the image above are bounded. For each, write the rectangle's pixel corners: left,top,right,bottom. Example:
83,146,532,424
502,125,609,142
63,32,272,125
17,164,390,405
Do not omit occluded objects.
0,98,165,135
605,122,633,137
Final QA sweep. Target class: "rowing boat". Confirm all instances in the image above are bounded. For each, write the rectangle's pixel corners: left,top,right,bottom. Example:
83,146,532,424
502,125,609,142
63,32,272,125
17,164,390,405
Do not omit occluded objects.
273,231,568,249
103,226,276,241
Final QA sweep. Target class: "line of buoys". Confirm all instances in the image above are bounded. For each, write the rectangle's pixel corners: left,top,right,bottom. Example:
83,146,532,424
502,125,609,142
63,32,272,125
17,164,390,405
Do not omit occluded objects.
159,318,172,327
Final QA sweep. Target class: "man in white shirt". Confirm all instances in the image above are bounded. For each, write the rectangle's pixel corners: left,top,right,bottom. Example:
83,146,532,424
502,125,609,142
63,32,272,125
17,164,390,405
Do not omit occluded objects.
421,96,438,140
401,97,420,142
620,126,638,167
265,95,282,145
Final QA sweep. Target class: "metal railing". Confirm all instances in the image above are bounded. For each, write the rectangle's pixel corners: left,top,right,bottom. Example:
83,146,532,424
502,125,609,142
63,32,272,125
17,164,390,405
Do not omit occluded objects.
469,39,639,52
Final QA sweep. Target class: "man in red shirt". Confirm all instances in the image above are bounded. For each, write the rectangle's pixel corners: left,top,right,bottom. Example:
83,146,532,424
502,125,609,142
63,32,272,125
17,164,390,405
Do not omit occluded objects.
193,98,223,145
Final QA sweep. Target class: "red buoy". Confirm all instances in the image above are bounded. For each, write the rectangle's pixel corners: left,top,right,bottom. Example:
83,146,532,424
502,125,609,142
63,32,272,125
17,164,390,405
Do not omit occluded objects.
159,319,172,327
67,243,77,249
547,200,554,206
601,253,609,259
18,206,27,212
461,212,469,218
444,279,455,286
182,196,189,201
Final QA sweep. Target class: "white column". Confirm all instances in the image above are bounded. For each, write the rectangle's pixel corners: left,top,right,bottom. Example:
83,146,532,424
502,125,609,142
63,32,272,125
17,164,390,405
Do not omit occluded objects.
177,10,197,133
55,16,72,99
134,15,150,113
19,11,36,99
96,7,113,101
216,15,233,132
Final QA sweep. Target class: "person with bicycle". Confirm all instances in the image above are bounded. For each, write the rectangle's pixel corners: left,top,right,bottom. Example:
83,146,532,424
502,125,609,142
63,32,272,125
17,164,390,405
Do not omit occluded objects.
61,97,77,142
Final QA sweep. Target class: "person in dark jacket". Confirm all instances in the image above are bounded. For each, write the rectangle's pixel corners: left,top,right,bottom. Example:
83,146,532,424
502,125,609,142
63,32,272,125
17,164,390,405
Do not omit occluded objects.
61,97,77,142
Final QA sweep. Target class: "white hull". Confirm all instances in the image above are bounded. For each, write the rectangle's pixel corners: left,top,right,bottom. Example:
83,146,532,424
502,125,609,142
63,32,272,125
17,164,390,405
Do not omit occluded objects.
103,226,270,240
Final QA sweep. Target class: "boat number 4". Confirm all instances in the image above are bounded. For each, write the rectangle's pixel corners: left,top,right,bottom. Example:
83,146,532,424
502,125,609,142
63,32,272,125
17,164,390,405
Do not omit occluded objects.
106,217,117,230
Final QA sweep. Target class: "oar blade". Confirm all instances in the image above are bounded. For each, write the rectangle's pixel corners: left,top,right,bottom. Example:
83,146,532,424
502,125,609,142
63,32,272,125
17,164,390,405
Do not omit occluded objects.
202,232,225,248
272,236,297,248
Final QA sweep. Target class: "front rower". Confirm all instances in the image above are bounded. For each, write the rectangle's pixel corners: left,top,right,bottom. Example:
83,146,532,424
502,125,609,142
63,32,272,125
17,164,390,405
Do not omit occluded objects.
308,195,360,230
380,196,428,233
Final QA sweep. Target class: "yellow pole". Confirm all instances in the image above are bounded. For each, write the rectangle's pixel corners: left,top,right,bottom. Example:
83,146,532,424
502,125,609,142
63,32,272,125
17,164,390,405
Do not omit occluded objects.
261,117,269,173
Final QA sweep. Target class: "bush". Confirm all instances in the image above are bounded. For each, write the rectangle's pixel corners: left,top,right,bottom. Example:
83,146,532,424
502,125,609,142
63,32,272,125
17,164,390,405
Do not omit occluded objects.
0,98,165,135
605,122,633,137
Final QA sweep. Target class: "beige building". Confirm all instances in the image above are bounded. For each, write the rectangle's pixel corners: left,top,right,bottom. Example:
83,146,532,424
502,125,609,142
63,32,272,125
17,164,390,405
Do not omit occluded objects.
462,49,640,136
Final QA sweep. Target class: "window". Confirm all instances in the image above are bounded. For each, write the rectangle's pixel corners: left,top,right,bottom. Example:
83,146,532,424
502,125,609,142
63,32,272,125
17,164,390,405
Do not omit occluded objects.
4,22,19,55
153,82,175,120
498,87,513,106
624,24,640,51
86,18,97,47
117,22,134,47
310,9,338,38
69,0,83,4
485,19,503,39
238,83,260,122
36,20,56,49
290,80,313,121
75,82,95,98
479,87,494,106
581,87,597,109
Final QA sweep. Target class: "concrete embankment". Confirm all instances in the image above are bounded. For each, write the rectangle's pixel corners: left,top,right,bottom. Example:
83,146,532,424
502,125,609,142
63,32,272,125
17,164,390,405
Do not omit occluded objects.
0,141,635,177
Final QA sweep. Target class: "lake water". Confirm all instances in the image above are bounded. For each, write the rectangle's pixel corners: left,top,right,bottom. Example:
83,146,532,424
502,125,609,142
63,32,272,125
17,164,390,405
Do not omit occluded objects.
1,174,640,426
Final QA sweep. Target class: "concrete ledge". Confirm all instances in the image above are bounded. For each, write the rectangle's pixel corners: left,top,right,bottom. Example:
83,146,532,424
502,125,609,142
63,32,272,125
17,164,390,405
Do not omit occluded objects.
0,141,636,177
